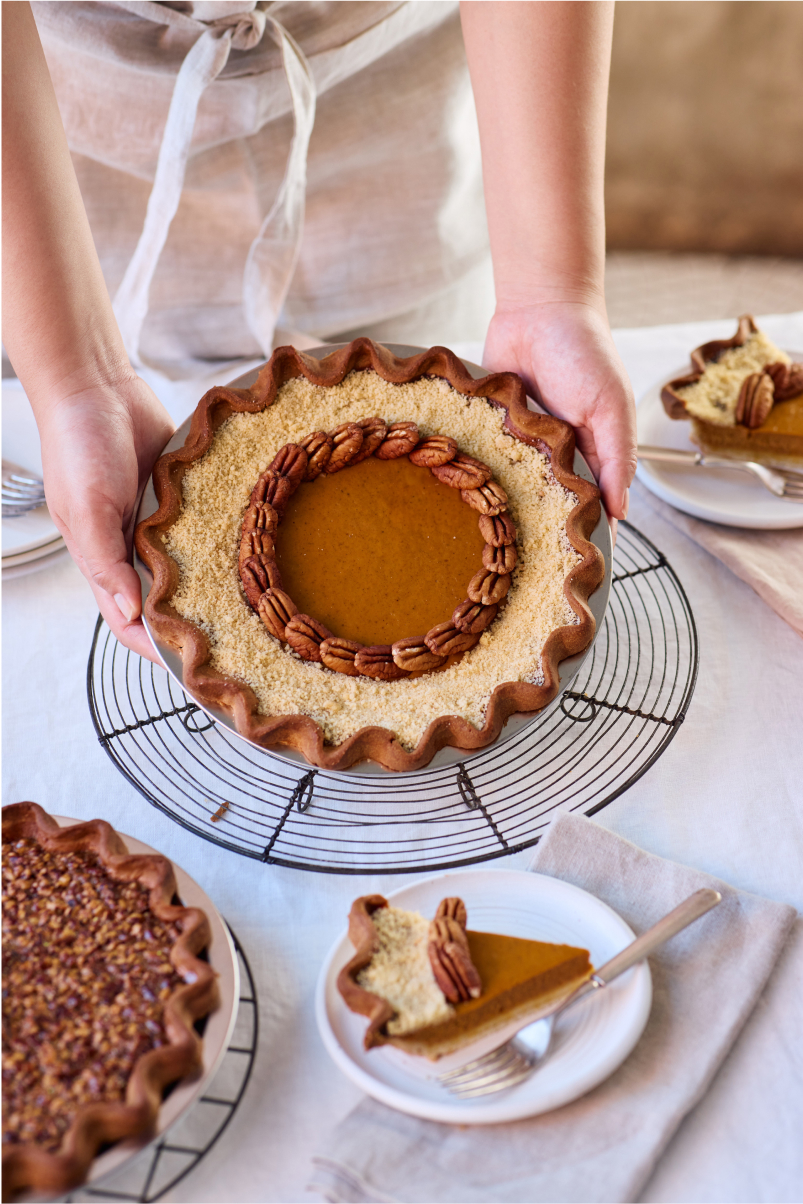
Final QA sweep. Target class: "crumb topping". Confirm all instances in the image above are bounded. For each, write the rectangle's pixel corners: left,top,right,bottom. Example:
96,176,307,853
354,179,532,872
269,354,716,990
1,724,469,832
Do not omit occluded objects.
677,331,789,426
164,371,581,749
357,906,452,1035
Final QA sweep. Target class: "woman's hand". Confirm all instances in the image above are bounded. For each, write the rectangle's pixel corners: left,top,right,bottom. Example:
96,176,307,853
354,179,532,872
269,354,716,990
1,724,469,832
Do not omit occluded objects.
483,301,637,523
39,369,174,662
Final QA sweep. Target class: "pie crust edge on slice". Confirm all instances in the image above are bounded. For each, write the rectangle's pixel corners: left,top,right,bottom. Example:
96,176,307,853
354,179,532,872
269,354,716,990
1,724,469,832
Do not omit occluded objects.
2,802,220,1202
135,338,604,772
336,894,593,1060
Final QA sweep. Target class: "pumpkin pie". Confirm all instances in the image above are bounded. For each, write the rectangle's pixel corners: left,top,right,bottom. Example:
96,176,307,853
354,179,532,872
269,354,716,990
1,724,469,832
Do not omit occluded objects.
135,338,604,772
337,894,593,1059
1,802,219,1201
661,315,803,469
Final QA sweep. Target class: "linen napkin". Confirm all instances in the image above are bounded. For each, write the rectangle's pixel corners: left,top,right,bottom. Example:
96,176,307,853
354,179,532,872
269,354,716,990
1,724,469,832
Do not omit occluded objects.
309,813,796,1204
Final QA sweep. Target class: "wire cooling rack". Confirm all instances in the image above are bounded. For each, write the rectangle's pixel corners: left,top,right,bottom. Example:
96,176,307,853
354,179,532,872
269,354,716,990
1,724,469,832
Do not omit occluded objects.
66,928,257,1204
87,522,698,875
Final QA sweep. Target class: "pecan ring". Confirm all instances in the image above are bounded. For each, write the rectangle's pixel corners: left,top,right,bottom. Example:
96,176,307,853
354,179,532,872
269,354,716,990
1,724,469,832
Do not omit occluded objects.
237,420,519,682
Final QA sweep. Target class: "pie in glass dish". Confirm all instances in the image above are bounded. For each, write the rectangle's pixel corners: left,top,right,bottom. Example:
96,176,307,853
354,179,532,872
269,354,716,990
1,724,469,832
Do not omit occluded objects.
1,802,219,1201
135,339,605,771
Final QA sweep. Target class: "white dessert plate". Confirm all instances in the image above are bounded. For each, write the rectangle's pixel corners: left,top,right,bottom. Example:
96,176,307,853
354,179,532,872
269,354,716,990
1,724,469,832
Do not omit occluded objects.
2,379,63,557
315,869,652,1124
134,345,612,777
636,360,803,529
51,817,240,1189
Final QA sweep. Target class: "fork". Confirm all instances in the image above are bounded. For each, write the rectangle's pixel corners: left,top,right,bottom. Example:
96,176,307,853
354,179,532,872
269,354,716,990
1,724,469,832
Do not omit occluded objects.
638,445,803,502
437,887,722,1098
2,460,47,517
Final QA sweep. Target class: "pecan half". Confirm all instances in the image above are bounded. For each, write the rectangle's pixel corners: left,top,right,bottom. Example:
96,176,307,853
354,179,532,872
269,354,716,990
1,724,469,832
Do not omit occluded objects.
431,453,491,490
467,567,510,606
326,423,364,473
351,416,389,464
285,614,333,662
300,430,334,480
240,554,282,608
254,470,295,517
453,599,498,634
735,372,774,429
424,621,481,656
436,897,468,928
766,361,803,402
483,542,517,573
354,645,407,681
478,512,516,547
409,435,458,468
270,443,308,489
242,500,279,538
239,527,275,564
375,421,420,459
461,480,508,516
391,635,447,673
428,916,482,1003
320,637,363,677
257,588,298,639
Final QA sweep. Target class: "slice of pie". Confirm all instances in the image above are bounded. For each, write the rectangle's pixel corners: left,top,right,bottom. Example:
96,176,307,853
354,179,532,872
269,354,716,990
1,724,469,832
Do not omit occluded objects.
337,894,592,1059
661,314,803,469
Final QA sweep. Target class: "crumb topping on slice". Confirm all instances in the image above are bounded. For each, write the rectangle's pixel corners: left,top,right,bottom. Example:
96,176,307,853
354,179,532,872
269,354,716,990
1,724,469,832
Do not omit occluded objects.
357,906,453,1035
677,331,789,426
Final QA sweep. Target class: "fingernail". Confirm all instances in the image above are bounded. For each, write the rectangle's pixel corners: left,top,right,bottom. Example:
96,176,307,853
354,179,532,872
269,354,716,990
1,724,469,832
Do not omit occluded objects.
114,593,138,623
621,490,630,520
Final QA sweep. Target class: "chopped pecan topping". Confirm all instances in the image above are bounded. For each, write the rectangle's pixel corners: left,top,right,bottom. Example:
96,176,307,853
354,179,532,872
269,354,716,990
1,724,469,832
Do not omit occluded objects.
352,416,389,464
354,645,407,681
300,430,333,480
424,620,481,656
766,361,803,402
270,443,308,488
453,599,498,634
375,421,420,459
409,435,458,468
735,372,775,428
428,915,482,1003
327,423,364,473
285,614,333,662
461,480,508,516
483,542,517,573
320,637,363,676
240,554,282,609
431,453,491,490
467,567,510,606
478,512,516,547
436,896,468,928
391,636,447,673
257,588,298,639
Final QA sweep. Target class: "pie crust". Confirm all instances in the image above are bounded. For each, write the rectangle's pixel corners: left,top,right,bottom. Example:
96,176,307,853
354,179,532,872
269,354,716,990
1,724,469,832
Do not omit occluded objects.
135,339,604,772
2,802,219,1201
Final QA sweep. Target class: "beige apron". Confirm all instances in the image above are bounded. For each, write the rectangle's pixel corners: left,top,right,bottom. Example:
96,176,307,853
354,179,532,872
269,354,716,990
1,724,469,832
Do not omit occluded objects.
35,1,488,377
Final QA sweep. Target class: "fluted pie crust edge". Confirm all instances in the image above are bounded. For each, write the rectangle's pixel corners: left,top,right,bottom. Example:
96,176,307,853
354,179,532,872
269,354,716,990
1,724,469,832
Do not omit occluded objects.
135,339,604,772
1,802,220,1203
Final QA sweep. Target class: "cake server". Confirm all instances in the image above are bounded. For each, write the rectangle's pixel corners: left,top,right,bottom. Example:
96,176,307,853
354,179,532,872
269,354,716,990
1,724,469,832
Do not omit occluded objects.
437,887,722,1098
638,445,803,502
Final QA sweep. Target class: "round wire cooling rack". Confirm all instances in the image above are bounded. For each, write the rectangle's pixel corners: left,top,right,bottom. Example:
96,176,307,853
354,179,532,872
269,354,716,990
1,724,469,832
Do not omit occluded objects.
65,927,257,1203
87,522,698,875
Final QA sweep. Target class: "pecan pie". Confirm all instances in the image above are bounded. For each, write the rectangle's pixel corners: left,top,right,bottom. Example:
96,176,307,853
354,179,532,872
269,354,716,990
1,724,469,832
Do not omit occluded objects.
2,802,219,1201
135,339,604,772
662,315,803,469
337,894,592,1059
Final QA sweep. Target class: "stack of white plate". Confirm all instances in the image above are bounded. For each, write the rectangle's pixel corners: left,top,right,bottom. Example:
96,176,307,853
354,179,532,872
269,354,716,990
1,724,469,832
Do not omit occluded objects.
2,379,68,579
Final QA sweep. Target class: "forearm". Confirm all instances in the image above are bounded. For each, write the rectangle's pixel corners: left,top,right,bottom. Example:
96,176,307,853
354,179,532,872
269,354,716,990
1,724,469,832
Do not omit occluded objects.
460,0,613,309
1,1,131,408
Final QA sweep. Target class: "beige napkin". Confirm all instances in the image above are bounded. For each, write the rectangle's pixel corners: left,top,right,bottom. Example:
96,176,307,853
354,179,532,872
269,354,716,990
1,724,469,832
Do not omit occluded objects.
309,814,795,1204
635,480,803,638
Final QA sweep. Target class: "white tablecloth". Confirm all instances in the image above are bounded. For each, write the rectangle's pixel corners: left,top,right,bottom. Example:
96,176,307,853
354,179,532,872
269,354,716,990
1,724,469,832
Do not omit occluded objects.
3,316,802,1203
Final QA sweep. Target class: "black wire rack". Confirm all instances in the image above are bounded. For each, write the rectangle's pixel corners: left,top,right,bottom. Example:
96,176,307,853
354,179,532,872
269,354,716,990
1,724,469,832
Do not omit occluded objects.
65,927,257,1204
87,522,698,875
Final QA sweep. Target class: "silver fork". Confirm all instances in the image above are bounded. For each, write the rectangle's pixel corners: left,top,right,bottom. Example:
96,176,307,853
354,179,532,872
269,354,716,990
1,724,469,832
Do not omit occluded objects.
438,887,722,1099
638,445,803,502
2,460,47,517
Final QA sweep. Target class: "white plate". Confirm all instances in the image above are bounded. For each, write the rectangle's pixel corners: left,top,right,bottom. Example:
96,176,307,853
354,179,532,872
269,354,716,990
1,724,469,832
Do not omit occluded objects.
134,345,613,777
636,364,803,529
51,817,240,1188
3,535,66,568
2,380,61,556
315,869,652,1124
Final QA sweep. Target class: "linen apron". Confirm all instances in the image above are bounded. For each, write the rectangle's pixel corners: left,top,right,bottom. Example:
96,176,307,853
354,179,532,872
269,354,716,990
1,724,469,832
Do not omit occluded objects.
34,1,489,378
